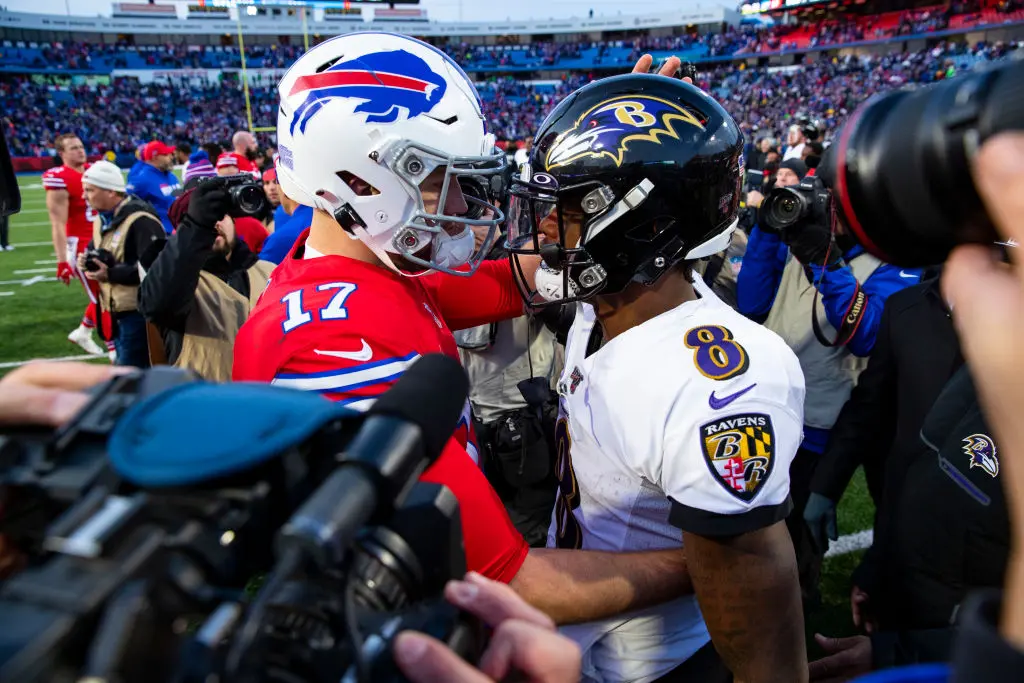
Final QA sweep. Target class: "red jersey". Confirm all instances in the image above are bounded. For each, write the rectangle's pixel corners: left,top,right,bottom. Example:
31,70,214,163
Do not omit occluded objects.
234,231,529,583
42,164,95,241
226,152,260,179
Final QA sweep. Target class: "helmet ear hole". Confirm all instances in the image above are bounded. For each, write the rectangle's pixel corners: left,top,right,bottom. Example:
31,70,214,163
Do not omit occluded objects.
337,171,380,196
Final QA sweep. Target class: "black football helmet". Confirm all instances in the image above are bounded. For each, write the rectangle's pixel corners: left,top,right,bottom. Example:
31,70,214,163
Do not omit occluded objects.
507,74,744,307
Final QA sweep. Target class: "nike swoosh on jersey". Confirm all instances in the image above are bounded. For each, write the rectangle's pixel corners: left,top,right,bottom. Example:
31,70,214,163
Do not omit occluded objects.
313,340,373,362
708,383,757,410
898,270,918,279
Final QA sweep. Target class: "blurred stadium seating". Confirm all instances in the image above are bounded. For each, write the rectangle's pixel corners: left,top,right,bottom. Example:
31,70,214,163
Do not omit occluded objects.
1,0,1023,162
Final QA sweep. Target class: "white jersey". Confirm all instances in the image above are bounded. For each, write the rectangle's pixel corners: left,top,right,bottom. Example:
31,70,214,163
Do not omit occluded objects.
549,279,805,683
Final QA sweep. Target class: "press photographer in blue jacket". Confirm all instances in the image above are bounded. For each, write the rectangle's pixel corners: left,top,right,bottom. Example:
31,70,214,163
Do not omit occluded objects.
736,155,923,605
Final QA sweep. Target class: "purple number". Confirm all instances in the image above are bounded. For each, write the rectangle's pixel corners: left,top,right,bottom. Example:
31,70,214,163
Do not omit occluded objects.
553,417,583,549
684,325,750,381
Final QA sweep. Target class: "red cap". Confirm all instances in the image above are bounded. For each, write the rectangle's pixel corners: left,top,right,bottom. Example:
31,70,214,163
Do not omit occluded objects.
262,167,277,182
142,140,175,161
217,153,240,169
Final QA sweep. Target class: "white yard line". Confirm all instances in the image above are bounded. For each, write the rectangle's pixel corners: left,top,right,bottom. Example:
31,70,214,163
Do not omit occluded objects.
0,353,103,369
10,241,55,248
11,221,51,228
13,267,55,275
34,259,57,265
14,209,48,215
0,275,51,286
0,292,13,297
825,529,873,558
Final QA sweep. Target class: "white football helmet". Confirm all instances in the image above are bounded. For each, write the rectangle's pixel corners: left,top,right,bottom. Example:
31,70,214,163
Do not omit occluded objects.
275,32,506,276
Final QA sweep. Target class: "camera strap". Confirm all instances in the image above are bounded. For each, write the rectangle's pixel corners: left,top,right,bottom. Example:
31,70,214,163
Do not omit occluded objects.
811,279,867,348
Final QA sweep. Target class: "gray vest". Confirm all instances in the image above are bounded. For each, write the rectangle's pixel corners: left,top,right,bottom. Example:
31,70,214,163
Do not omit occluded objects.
764,252,881,429
457,316,558,424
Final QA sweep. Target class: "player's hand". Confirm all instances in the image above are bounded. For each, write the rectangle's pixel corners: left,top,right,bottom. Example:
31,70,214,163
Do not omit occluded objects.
747,189,765,209
944,132,1024,649
85,260,109,283
808,634,871,683
631,54,692,83
0,362,131,427
76,251,88,272
186,182,231,230
56,261,73,285
394,571,581,683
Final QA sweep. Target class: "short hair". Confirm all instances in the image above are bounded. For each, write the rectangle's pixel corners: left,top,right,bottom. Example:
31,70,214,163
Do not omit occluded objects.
176,142,192,155
201,142,222,160
55,133,80,154
233,130,253,147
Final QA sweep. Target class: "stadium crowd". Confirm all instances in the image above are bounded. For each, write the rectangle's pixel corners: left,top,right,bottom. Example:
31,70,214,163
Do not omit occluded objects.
0,39,1018,159
5,7,1024,680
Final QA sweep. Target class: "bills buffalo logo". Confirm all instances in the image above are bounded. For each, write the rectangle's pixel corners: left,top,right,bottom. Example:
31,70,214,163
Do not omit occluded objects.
544,95,706,171
569,366,584,394
286,49,447,135
962,433,999,478
699,413,775,503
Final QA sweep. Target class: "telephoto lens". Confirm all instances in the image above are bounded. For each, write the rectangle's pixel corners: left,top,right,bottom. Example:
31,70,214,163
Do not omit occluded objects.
822,56,1024,267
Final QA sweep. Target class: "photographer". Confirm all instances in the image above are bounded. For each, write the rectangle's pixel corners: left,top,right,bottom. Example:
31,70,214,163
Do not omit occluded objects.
456,229,560,548
736,155,923,603
138,180,273,382
75,161,165,368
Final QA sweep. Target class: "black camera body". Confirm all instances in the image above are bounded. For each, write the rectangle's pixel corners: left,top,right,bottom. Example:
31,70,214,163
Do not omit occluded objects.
0,364,481,683
759,175,832,234
82,247,115,273
200,173,268,219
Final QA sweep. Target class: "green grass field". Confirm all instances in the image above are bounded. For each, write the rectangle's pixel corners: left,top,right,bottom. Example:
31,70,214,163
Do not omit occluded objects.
0,172,875,653
0,174,105,367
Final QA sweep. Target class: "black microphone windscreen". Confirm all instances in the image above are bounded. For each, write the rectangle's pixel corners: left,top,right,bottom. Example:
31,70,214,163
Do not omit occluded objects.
369,354,469,462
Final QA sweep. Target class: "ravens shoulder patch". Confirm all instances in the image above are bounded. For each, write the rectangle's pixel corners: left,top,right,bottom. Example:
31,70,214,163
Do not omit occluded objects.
699,412,775,503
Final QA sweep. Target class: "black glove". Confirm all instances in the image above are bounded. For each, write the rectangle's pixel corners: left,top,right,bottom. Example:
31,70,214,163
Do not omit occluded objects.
783,219,842,267
186,181,231,231
803,491,838,553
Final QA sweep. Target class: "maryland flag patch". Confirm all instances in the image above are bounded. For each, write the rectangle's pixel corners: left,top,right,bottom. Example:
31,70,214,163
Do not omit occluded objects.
699,413,775,503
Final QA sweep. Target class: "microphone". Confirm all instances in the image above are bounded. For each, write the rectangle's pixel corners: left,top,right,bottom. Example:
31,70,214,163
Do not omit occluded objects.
275,353,469,569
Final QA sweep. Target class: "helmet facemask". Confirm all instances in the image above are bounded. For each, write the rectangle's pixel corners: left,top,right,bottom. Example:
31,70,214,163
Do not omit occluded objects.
342,138,508,277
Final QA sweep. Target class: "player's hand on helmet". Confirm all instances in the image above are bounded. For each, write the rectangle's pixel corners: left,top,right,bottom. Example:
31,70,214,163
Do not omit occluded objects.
56,261,74,285
186,182,231,231
803,492,838,553
631,54,692,83
0,362,131,428
394,571,581,683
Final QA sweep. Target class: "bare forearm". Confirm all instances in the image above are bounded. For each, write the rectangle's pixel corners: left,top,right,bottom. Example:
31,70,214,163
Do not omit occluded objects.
510,547,691,624
684,522,807,683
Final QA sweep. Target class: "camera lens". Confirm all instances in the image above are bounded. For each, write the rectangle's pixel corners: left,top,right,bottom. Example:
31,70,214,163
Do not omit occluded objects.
824,58,1024,267
233,184,266,217
761,187,808,232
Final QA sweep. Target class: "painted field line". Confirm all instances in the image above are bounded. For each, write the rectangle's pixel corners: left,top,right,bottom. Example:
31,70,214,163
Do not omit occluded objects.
825,529,873,558
0,275,50,286
11,241,55,248
15,209,48,215
0,353,102,369
34,259,58,265
0,292,13,297
13,268,54,275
